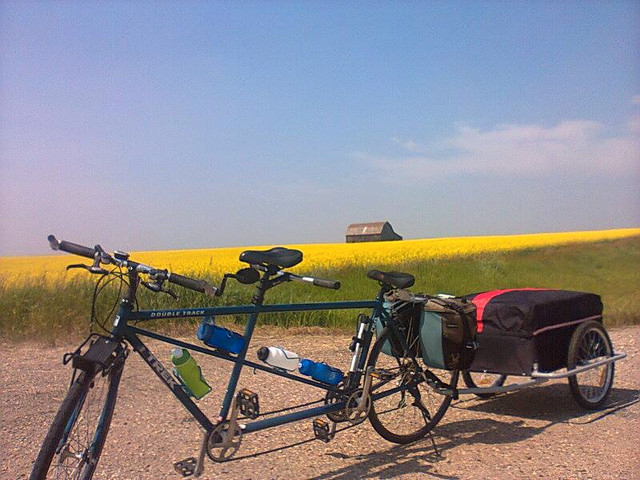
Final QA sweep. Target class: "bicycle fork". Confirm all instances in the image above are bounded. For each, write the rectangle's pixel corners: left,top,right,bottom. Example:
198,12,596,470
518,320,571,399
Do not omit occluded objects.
346,313,375,388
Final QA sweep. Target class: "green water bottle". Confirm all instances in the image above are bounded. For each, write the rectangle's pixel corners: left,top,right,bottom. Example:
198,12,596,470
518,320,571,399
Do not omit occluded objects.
170,348,212,400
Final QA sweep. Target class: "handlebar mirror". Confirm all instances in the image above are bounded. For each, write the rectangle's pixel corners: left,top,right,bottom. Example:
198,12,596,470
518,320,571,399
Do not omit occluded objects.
235,267,260,285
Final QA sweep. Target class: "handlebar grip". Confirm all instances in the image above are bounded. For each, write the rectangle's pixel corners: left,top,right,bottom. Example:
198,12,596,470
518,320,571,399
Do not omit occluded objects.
48,235,96,259
168,272,217,297
312,277,341,290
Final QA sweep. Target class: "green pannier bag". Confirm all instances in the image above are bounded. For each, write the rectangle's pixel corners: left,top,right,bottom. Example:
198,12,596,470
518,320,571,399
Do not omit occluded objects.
418,296,478,370
373,300,422,357
375,293,478,371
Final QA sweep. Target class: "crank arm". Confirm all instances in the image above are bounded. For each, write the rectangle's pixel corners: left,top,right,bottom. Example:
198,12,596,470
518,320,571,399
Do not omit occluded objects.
357,366,375,414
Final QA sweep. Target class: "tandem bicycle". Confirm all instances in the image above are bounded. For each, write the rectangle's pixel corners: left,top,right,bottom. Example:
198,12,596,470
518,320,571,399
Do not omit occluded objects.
30,236,458,479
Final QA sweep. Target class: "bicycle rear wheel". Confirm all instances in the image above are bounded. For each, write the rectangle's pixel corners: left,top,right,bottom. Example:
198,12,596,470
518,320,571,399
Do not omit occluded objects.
367,328,458,444
30,361,123,480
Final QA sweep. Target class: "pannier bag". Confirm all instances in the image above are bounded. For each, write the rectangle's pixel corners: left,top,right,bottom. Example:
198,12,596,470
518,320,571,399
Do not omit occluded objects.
375,292,478,371
418,297,478,370
380,300,423,357
372,300,421,357
464,289,603,375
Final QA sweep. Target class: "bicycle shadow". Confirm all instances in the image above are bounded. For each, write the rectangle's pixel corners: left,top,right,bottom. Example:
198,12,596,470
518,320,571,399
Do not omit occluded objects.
453,383,640,425
310,442,458,480
306,385,638,480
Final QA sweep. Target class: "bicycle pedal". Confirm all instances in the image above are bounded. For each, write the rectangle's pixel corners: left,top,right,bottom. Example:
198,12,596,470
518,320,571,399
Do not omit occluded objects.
371,369,394,381
313,418,334,443
237,388,260,419
173,457,197,477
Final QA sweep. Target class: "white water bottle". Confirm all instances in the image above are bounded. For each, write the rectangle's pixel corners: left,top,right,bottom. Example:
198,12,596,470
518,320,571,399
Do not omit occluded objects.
257,346,300,371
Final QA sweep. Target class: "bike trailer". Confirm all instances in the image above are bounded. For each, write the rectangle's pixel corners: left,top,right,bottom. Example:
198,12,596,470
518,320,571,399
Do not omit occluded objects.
464,289,603,375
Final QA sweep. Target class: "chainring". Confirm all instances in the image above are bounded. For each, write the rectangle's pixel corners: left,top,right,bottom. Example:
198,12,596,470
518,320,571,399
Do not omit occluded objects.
206,422,243,463
345,389,372,425
324,382,350,423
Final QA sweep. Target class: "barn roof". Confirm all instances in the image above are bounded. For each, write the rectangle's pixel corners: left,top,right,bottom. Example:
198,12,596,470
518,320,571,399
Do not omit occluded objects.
346,222,388,236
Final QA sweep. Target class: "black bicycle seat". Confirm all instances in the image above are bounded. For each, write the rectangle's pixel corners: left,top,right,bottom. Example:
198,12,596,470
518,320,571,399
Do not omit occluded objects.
239,247,303,269
367,270,415,289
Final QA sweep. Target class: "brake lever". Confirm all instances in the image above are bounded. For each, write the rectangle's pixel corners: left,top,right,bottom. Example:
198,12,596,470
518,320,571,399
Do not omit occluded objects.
66,263,109,275
164,288,179,300
94,244,114,265
141,281,179,301
141,280,161,293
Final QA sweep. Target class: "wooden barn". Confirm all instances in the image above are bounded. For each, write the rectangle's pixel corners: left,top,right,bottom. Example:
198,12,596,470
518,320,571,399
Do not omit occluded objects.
345,221,403,243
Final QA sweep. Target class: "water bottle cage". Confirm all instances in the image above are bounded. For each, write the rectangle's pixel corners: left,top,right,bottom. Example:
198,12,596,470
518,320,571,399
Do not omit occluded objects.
172,368,196,398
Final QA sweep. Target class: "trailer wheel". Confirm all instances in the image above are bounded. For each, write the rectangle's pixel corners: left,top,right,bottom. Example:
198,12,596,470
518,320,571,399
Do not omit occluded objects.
462,371,507,398
567,320,614,409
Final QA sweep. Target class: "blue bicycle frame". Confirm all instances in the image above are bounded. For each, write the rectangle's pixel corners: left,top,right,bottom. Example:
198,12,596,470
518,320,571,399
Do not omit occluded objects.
109,267,397,437
35,235,454,480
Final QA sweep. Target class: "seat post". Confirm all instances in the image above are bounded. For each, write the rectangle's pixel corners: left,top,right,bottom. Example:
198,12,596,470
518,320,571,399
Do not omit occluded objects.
217,275,269,421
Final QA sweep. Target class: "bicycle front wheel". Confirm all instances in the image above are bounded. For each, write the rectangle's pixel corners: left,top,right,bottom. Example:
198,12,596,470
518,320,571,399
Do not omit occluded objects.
367,328,458,444
30,361,123,480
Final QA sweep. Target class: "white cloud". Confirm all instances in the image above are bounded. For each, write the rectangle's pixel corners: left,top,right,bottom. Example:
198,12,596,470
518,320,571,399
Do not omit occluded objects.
392,136,423,152
360,119,640,181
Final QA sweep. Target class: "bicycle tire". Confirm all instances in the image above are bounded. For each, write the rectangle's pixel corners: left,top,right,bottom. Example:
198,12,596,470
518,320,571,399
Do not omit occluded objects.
367,328,458,444
30,361,124,480
462,371,507,398
567,320,615,410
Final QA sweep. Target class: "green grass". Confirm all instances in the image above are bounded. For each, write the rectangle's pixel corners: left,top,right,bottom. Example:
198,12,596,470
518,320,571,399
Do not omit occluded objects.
1,236,639,341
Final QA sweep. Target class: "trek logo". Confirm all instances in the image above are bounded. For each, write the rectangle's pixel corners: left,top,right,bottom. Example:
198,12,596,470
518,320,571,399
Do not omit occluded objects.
139,345,180,390
149,309,205,319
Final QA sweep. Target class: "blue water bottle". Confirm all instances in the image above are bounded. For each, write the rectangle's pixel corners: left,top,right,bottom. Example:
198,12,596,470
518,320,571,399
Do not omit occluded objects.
197,316,245,354
298,359,317,376
298,359,343,385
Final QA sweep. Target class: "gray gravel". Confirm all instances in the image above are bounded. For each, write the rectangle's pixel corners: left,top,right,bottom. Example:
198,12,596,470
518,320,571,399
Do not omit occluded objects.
2,325,638,480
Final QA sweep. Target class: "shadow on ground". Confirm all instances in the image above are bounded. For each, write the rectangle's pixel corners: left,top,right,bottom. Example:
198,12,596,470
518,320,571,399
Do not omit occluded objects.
455,384,640,424
310,442,458,480
300,385,639,480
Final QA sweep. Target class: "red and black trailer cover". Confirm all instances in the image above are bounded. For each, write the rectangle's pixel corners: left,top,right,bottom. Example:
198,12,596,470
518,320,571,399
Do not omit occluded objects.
463,289,603,375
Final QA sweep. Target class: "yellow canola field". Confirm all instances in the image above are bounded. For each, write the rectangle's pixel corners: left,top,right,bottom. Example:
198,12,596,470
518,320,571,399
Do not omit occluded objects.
1,228,638,284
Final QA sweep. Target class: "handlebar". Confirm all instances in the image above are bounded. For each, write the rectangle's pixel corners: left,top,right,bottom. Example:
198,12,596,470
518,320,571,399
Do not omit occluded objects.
49,234,341,295
48,235,97,259
48,234,217,297
310,277,341,290
285,272,341,290
167,272,217,296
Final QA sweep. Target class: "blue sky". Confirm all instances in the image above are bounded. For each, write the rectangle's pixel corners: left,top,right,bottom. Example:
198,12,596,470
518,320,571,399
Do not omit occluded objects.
1,1,639,256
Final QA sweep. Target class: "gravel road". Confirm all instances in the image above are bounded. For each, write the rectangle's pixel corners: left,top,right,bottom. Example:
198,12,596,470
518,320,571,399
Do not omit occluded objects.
2,325,638,480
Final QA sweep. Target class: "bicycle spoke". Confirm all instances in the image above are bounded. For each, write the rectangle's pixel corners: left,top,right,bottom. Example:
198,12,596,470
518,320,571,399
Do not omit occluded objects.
367,328,457,444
